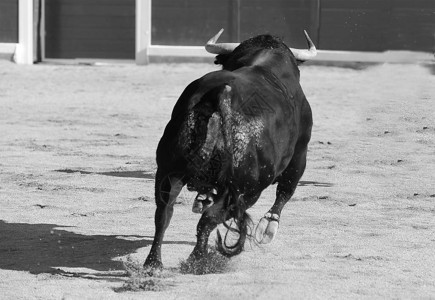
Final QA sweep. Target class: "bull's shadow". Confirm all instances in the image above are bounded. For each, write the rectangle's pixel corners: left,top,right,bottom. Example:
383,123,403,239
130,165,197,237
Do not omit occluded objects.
55,169,333,187
0,220,193,275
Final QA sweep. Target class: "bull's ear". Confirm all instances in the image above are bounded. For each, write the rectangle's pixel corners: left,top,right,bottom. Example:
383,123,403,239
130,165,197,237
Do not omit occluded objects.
214,53,230,66
296,59,307,66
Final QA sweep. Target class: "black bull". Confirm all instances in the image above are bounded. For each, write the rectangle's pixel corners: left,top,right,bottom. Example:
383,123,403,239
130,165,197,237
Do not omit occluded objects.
144,32,315,271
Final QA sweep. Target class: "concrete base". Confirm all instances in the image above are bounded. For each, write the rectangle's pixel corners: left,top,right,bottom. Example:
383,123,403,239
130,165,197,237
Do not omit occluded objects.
147,49,434,65
313,50,434,64
0,44,16,62
3,43,433,66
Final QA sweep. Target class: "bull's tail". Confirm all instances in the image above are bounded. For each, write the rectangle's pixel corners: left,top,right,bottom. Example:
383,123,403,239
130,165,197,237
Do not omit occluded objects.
216,186,253,257
217,85,233,155
180,84,251,257
215,85,253,257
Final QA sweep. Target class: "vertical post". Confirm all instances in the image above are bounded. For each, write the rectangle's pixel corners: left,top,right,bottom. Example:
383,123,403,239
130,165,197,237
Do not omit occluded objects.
33,0,42,62
15,0,34,64
230,0,241,42
136,0,151,65
310,0,321,48
40,0,45,61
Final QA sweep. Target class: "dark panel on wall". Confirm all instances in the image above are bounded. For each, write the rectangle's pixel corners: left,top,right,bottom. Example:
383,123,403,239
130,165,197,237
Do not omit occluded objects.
152,0,319,48
0,0,18,43
240,0,317,49
319,0,389,51
320,0,435,52
388,0,435,52
152,0,233,45
45,0,135,59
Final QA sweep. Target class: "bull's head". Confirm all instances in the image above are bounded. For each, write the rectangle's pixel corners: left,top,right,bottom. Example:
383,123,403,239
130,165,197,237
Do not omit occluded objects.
205,28,317,62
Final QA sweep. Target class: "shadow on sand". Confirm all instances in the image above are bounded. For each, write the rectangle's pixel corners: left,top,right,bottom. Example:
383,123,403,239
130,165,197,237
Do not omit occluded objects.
0,220,193,275
55,169,155,180
55,169,333,187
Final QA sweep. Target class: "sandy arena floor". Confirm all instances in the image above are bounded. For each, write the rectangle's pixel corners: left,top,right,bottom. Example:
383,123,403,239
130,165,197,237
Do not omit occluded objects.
0,60,434,299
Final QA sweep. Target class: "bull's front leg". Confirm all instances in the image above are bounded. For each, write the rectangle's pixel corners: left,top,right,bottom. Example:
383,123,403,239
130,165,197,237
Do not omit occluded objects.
144,170,184,272
255,142,308,244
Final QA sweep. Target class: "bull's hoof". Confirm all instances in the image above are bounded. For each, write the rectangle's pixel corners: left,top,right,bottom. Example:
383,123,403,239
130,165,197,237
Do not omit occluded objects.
192,188,217,214
187,249,206,262
143,259,163,276
255,213,279,244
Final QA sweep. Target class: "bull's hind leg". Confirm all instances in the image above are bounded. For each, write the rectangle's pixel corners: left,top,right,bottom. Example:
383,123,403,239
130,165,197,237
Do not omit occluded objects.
255,142,308,244
144,169,184,272
188,191,226,260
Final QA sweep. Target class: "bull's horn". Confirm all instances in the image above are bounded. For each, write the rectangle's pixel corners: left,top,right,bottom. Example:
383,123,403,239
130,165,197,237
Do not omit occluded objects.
289,30,317,61
205,28,240,54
